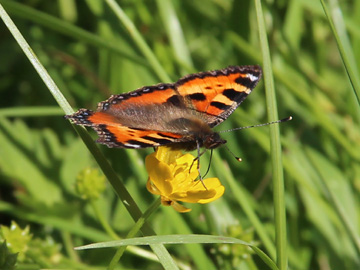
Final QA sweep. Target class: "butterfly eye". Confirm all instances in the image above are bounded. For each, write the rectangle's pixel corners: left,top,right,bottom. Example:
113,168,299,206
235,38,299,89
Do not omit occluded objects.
204,133,226,149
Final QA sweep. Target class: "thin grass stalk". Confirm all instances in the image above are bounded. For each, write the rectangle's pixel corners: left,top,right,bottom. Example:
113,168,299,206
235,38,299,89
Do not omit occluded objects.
156,0,194,72
253,0,288,269
105,0,171,83
320,0,360,106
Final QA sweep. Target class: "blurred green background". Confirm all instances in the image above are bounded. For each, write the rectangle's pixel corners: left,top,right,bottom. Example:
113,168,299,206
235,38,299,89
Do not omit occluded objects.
0,0,359,269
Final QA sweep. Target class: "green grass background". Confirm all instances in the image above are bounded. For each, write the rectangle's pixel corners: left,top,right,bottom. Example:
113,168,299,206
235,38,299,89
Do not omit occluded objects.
0,0,359,269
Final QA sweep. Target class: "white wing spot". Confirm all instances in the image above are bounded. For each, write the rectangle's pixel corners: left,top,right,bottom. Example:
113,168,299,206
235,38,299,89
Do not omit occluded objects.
124,143,141,148
247,74,258,81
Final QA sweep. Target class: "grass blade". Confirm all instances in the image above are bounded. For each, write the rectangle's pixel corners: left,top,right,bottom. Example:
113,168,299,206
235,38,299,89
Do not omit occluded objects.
156,0,194,72
320,0,360,105
254,0,288,269
76,234,279,270
105,0,171,82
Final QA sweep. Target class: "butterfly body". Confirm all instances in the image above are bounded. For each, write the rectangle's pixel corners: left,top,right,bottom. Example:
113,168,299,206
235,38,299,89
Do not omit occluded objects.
66,65,262,151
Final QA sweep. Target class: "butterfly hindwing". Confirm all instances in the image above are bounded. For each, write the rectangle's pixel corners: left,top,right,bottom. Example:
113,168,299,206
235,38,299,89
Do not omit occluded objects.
66,108,184,148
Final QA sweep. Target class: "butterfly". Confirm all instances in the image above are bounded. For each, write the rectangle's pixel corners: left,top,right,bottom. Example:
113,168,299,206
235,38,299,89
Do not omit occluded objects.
65,65,262,152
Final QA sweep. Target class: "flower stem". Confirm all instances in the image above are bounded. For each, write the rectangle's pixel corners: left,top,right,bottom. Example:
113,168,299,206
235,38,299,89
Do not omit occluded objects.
90,200,120,240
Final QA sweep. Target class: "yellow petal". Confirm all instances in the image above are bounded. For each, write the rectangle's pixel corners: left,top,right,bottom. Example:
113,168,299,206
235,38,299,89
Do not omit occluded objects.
175,153,196,167
173,189,217,203
176,154,198,175
197,178,225,203
145,152,173,194
170,171,194,191
146,178,161,195
173,178,225,204
145,152,172,180
160,196,191,212
191,177,223,191
171,201,192,213
155,146,183,164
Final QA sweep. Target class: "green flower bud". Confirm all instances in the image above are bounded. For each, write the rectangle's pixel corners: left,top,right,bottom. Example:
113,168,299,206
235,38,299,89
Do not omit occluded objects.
75,167,106,200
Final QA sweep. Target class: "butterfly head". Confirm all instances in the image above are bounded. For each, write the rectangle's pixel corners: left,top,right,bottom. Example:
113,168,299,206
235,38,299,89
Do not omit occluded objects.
203,132,226,149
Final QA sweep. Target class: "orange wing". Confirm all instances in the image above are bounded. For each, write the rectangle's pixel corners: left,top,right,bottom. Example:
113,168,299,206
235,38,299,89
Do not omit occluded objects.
175,65,262,127
96,84,181,111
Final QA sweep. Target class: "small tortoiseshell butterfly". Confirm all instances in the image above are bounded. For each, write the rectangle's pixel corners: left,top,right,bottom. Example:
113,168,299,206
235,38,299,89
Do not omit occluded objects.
65,65,262,151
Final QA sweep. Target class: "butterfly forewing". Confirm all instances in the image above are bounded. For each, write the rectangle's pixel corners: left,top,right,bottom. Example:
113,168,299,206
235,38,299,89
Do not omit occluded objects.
176,65,262,127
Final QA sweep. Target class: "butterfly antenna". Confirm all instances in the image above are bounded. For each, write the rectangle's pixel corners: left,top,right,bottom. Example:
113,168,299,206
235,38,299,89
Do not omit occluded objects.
224,145,242,162
219,116,292,133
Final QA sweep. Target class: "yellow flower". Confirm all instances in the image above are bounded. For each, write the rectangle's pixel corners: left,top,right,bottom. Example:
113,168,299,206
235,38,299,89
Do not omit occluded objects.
146,146,225,213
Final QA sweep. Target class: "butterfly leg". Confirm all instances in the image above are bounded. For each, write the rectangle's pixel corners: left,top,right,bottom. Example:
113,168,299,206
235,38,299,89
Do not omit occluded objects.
202,149,213,178
189,147,206,175
193,140,208,190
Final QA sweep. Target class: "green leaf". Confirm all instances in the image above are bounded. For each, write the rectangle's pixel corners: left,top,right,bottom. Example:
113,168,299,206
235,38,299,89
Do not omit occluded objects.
0,118,62,205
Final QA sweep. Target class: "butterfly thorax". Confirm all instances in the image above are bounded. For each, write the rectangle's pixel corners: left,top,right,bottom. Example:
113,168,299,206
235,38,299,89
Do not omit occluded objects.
167,117,226,151
168,131,226,151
